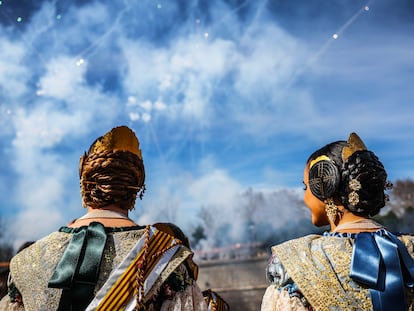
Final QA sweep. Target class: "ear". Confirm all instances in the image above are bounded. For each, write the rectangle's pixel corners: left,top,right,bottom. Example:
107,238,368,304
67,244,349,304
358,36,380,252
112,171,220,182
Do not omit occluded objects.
308,159,340,200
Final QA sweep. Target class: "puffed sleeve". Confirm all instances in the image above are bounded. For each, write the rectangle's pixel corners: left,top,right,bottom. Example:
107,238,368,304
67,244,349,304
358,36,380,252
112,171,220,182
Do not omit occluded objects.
158,264,207,311
0,291,24,311
261,253,310,311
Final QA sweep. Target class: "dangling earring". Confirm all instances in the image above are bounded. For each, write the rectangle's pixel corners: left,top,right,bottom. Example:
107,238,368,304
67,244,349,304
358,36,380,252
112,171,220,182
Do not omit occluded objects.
324,198,338,223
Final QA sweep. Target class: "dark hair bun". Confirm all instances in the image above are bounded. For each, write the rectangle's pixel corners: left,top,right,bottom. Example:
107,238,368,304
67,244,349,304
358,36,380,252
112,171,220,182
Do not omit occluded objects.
339,150,387,216
309,159,341,201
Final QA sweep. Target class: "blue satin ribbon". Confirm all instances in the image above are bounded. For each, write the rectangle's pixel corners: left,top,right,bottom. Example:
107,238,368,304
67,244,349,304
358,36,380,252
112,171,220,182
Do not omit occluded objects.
350,230,414,311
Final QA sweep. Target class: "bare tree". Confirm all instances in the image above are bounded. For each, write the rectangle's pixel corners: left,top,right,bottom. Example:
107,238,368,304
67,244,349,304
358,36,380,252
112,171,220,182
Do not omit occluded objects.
0,217,13,262
388,179,414,217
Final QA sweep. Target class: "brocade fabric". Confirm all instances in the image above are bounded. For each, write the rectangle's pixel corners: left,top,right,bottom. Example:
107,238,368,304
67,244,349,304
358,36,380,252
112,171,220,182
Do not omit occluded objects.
262,233,414,311
261,286,308,311
3,226,207,311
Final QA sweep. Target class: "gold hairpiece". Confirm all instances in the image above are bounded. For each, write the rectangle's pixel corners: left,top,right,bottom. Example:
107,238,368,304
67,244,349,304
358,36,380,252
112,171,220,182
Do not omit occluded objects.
89,126,142,159
309,155,331,169
82,181,142,190
342,132,367,162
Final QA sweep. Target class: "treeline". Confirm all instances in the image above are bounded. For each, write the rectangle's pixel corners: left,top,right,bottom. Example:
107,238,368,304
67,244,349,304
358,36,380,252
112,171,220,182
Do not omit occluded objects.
188,179,414,253
1,179,414,262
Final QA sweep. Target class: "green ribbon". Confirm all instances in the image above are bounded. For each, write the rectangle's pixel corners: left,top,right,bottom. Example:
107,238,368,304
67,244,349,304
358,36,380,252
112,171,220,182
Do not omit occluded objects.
48,222,107,310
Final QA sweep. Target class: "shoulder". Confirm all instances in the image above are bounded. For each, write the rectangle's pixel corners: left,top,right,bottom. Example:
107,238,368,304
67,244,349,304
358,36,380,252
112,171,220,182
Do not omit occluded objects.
271,234,321,255
267,235,328,285
265,252,291,286
269,233,355,285
10,231,68,268
152,222,190,247
398,234,414,258
271,233,353,256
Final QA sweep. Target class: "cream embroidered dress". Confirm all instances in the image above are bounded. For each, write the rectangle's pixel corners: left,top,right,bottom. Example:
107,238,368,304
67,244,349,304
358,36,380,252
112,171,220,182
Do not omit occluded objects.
0,225,207,311
261,224,414,311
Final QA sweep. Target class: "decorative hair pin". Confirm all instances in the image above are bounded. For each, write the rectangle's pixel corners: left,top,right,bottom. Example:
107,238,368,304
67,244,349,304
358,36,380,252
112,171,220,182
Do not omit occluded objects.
342,133,366,206
309,155,331,169
342,132,367,162
348,179,361,206
88,126,143,159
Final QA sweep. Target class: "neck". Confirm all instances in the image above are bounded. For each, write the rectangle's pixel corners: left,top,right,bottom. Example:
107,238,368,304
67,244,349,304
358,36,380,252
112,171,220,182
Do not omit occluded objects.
330,207,367,232
87,204,129,217
330,209,383,233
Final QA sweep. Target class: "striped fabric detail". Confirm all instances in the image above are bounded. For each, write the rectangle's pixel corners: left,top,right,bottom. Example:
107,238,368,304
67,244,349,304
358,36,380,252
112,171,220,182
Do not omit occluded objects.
214,295,228,311
95,229,177,311
203,289,229,311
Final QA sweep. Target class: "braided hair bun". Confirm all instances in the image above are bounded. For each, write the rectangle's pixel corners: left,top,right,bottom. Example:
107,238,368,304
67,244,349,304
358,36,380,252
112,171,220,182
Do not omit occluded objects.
308,157,340,201
339,150,387,217
80,149,145,210
79,126,146,210
307,141,347,201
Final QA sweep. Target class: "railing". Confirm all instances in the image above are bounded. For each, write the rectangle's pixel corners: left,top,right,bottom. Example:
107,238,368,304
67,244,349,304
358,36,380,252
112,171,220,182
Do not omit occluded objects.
0,262,9,268
193,242,267,261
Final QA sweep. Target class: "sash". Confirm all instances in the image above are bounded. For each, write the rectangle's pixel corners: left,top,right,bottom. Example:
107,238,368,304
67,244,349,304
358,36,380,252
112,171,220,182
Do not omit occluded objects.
202,289,230,311
86,225,184,311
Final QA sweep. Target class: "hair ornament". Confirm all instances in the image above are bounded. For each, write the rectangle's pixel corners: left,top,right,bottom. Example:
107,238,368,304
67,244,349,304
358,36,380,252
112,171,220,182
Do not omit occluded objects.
349,179,361,191
348,191,360,206
308,154,340,200
324,198,339,223
79,126,146,209
88,126,143,159
348,178,362,206
342,132,367,162
309,155,331,169
79,126,143,178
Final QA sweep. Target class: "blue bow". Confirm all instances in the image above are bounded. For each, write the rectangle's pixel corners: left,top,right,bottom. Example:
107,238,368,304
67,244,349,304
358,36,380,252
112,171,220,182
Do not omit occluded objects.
350,230,414,311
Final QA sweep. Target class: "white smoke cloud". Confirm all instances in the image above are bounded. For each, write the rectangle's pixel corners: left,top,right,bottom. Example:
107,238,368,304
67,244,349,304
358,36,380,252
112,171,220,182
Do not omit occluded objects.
0,39,31,102
38,56,87,99
0,0,413,248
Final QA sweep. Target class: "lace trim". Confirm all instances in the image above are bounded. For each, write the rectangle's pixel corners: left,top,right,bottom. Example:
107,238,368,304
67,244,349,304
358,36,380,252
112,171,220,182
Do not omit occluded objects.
78,209,130,220
59,225,144,233
332,218,385,233
324,228,402,238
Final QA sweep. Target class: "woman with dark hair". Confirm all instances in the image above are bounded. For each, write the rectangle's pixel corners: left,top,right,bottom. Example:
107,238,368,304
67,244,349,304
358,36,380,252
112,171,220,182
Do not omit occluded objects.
1,126,207,311
261,133,414,311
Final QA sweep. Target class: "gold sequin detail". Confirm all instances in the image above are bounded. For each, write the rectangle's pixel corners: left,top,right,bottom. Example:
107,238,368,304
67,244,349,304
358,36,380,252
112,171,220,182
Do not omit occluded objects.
10,228,145,311
271,234,414,311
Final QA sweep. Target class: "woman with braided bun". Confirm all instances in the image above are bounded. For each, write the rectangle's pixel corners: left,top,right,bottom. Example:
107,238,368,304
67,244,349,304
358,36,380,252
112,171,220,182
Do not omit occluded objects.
1,126,207,311
261,133,414,311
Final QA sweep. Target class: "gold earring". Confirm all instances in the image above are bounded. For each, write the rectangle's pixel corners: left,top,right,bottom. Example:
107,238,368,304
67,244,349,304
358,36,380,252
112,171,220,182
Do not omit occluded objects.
324,198,338,223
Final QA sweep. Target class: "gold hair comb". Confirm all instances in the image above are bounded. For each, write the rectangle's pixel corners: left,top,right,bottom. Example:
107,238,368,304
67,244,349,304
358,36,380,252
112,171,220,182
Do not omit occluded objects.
342,132,367,162
89,126,142,159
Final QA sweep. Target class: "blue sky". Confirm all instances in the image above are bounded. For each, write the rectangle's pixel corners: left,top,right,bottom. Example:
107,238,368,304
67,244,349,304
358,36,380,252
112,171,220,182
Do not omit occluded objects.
0,0,413,247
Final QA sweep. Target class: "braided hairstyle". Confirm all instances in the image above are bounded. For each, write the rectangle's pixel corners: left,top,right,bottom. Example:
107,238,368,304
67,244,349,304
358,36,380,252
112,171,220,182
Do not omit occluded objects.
80,149,145,210
307,141,347,200
307,139,389,217
339,150,388,217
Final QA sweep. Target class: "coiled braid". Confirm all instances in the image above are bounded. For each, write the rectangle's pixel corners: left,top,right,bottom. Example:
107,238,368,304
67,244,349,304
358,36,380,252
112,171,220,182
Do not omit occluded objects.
80,149,145,210
339,150,388,217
